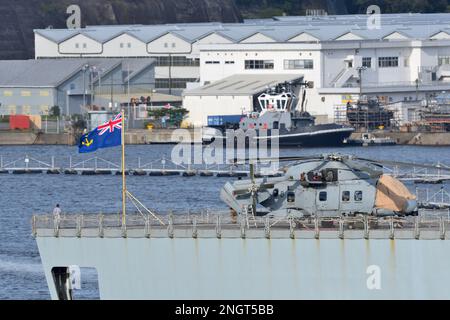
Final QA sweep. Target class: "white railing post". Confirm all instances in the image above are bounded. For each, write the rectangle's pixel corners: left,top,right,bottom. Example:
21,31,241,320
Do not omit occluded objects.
264,217,270,239
192,217,197,239
314,216,320,239
216,215,221,239
240,216,246,239
168,213,174,238
98,214,104,238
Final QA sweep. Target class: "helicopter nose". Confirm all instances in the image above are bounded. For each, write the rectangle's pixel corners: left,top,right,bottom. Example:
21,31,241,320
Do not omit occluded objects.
403,199,417,213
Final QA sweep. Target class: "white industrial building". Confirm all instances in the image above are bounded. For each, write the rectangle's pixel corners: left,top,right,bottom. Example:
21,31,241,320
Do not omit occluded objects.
183,74,303,126
34,13,450,125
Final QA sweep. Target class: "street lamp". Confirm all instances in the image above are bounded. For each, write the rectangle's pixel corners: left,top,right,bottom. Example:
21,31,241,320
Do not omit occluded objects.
82,64,89,108
356,66,367,101
90,65,97,105
356,66,368,131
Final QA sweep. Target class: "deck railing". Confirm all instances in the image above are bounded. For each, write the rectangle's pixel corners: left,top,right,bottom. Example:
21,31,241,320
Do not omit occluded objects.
32,210,450,240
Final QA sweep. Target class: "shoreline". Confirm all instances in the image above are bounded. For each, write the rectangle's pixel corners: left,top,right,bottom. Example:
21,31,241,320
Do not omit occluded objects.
1,129,450,146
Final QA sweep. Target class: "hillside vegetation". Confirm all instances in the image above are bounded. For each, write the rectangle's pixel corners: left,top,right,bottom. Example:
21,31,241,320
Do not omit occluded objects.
237,0,449,18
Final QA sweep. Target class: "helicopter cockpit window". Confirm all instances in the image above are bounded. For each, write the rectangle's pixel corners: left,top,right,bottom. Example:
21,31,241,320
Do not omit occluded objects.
342,191,350,202
287,191,295,203
354,191,363,201
319,191,327,202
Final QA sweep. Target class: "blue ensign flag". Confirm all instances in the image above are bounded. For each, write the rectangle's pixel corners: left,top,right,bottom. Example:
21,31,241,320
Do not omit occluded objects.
79,113,122,153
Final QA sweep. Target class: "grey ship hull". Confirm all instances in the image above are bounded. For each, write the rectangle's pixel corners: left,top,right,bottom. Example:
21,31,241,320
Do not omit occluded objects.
35,217,450,300
37,237,450,300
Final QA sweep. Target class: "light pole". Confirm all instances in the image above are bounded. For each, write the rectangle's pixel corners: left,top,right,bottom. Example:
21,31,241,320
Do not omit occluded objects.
90,65,97,105
415,78,419,101
356,66,368,131
66,90,70,117
98,68,104,98
82,64,89,108
356,66,367,101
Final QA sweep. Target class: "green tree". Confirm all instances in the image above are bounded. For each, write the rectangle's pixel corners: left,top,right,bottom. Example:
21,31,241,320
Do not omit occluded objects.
49,106,60,117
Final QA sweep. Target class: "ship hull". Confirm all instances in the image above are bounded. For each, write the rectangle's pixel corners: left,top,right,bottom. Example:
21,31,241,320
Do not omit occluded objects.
37,236,450,300
203,125,354,147
275,127,354,147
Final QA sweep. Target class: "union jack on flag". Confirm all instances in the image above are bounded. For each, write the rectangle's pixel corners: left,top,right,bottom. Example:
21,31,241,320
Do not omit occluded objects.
78,113,123,153
97,113,122,135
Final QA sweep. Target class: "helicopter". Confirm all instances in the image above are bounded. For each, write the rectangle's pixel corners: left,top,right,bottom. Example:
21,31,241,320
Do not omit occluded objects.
220,153,450,218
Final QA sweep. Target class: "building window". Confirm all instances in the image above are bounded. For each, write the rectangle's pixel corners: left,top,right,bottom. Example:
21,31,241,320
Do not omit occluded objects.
205,61,220,64
438,56,450,65
225,61,235,64
83,43,87,49
378,57,398,68
154,56,200,67
319,191,327,202
245,60,274,70
155,78,198,89
120,43,124,48
354,191,363,201
362,57,371,68
283,59,313,69
172,43,176,48
75,43,79,48
164,43,168,48
127,43,131,48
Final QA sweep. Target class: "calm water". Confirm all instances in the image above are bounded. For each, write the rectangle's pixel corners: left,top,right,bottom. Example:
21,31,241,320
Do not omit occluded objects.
0,144,450,299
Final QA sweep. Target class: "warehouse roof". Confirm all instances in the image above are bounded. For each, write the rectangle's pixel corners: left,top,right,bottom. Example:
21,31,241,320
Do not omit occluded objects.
35,13,450,44
184,74,303,96
0,58,154,87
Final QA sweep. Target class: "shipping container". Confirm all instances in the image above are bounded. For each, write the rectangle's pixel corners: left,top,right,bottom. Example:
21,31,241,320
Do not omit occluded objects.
9,115,30,130
207,115,243,127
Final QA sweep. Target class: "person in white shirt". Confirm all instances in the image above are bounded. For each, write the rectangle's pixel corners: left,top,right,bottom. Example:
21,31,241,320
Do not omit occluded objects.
53,204,62,225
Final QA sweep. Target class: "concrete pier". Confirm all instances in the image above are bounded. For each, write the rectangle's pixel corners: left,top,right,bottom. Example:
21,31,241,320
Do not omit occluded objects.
350,131,450,146
0,132,74,145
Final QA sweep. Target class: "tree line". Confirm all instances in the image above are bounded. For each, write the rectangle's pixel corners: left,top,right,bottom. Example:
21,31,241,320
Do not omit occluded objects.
235,0,449,17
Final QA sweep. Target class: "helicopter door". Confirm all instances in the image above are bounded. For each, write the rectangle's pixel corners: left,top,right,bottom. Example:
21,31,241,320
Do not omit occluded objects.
316,186,340,214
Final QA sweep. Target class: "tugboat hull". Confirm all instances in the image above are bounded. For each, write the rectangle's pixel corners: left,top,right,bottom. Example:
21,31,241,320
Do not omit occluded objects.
276,128,354,147
268,124,354,147
203,126,354,148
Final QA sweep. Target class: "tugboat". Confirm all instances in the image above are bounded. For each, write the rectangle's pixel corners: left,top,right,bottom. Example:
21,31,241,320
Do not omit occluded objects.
203,82,354,147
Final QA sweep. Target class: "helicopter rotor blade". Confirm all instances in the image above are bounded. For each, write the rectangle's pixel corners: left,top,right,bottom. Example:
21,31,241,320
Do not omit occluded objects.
355,157,450,172
232,155,322,164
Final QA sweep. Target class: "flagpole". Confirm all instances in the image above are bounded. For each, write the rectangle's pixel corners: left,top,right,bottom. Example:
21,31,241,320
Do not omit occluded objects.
121,109,126,228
